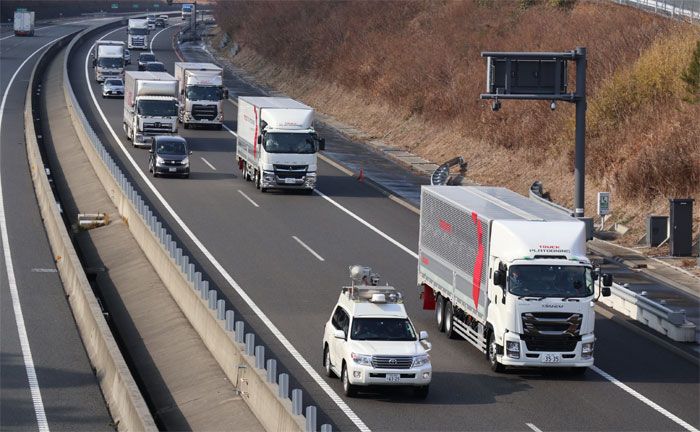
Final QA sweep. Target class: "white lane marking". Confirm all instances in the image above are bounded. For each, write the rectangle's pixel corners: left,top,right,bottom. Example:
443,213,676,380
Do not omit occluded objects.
237,190,259,208
526,423,543,432
223,123,236,136
174,34,700,430
0,35,63,432
0,18,109,42
314,189,419,259
590,365,699,432
84,30,370,432
200,157,216,171
149,23,177,51
30,268,58,273
292,236,325,262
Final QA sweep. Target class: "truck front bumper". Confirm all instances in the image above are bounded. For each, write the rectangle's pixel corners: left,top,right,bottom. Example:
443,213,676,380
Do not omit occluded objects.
261,171,316,190
499,333,595,368
346,364,432,387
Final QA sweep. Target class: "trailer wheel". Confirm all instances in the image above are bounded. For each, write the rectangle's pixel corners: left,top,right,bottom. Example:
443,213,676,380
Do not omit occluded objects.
444,301,457,340
435,295,445,333
487,331,505,373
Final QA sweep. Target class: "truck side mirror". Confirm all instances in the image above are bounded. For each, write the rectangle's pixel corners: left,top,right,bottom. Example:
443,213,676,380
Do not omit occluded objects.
318,137,326,151
493,270,504,287
223,88,229,99
257,135,262,145
602,273,613,287
601,286,611,297
92,58,96,67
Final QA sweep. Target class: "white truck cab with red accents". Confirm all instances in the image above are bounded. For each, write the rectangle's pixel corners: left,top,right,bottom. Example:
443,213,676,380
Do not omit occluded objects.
418,186,613,373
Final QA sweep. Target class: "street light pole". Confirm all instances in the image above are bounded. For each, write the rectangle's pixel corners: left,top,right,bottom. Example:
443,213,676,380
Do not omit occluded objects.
573,47,587,218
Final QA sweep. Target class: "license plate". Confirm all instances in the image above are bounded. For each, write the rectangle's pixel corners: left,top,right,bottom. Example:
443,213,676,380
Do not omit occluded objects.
284,178,297,184
542,354,561,363
385,373,400,382
169,167,176,172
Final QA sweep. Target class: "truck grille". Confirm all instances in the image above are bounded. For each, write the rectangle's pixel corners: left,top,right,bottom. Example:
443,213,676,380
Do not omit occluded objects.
371,356,413,370
192,104,217,120
521,312,582,352
142,123,172,133
274,164,307,180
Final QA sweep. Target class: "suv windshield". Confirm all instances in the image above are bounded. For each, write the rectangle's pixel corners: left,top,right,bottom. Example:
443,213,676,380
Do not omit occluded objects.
140,54,155,62
145,63,166,72
106,79,123,86
263,132,315,154
97,57,123,68
508,265,594,298
137,100,177,117
351,318,417,341
156,140,186,155
186,85,222,101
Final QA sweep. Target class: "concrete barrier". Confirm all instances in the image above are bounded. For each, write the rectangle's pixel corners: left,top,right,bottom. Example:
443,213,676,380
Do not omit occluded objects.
24,32,157,432
64,21,311,432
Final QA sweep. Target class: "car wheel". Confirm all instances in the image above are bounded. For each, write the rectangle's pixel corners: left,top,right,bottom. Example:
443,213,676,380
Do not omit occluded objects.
341,364,356,397
216,124,223,130
487,331,505,373
435,295,445,333
570,367,588,376
414,385,429,399
324,345,335,378
444,300,458,340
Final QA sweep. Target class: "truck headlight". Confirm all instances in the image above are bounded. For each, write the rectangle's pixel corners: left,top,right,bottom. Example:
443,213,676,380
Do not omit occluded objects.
350,352,372,366
156,156,165,165
263,172,275,182
581,342,594,360
412,354,430,368
506,341,520,359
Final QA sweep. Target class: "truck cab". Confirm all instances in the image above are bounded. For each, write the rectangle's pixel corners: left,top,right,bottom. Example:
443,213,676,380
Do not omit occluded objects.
323,266,432,398
123,71,179,148
128,19,149,50
147,14,156,30
92,41,125,83
175,63,226,129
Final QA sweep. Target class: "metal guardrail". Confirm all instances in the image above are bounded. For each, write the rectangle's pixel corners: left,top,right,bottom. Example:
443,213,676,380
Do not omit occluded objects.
528,181,695,341
615,0,700,23
62,21,327,432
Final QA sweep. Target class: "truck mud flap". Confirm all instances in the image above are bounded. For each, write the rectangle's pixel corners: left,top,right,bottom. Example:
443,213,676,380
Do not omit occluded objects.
421,284,436,310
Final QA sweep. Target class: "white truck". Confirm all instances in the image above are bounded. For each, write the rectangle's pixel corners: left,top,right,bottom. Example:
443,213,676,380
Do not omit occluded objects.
418,186,612,373
123,71,179,148
92,41,125,83
146,14,156,30
127,19,149,50
236,97,325,193
174,62,227,129
181,3,194,20
13,10,35,36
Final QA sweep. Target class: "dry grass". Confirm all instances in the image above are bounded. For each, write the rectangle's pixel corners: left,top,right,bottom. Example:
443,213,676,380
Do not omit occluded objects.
214,0,699,246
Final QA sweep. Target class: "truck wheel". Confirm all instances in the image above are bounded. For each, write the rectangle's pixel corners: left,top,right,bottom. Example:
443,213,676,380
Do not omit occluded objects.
444,301,458,340
216,124,222,130
570,367,587,376
184,122,189,129
487,331,505,373
414,385,429,399
124,124,131,141
435,295,445,333
341,364,356,397
324,345,335,378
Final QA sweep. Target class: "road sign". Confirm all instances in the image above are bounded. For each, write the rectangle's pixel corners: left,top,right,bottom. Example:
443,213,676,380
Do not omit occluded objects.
486,58,568,96
153,3,160,7
133,3,139,8
111,3,119,9
597,192,611,216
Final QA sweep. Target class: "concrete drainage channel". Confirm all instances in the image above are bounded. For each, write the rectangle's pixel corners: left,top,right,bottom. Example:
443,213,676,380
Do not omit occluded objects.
23,28,157,432
61,21,325,432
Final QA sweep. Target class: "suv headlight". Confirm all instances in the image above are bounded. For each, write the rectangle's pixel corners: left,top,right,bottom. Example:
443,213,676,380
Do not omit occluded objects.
506,341,520,359
181,157,189,166
581,342,594,360
350,353,372,366
412,354,430,368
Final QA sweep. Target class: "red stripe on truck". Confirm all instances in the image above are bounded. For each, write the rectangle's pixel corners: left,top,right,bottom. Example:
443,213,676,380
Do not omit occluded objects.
471,212,484,309
439,219,452,233
253,107,259,158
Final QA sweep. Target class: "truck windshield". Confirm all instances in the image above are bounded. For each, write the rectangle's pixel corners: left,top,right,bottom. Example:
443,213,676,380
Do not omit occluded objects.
137,100,177,117
130,28,148,35
186,86,222,101
351,318,417,341
508,265,594,298
97,57,123,68
263,133,315,154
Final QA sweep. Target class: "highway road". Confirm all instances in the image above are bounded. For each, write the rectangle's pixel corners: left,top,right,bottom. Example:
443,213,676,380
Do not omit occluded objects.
0,20,114,431
66,22,700,431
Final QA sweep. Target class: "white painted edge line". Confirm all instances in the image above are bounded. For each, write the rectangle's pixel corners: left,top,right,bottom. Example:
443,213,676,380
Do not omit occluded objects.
292,236,325,262
200,157,216,171
590,365,699,432
84,26,371,432
526,423,543,432
237,190,259,208
0,36,62,432
0,18,113,42
31,268,58,273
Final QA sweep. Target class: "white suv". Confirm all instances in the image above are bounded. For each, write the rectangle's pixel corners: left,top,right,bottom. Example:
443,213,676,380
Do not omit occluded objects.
322,267,432,398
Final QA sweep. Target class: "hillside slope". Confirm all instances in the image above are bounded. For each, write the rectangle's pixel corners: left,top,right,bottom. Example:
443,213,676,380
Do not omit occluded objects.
214,0,699,253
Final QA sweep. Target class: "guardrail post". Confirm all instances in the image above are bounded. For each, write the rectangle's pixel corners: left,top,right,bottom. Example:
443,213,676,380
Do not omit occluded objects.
216,299,225,320
305,406,317,432
245,333,255,356
278,373,289,399
320,424,332,432
187,263,195,283
292,389,303,415
175,248,182,267
266,359,276,383
194,271,202,291
235,321,245,343
200,280,209,300
208,290,217,309
181,255,189,274
255,346,265,369
225,310,235,331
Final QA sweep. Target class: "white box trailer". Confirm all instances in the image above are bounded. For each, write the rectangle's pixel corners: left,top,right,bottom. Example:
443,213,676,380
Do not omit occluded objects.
174,62,226,128
123,71,179,147
418,186,612,372
236,96,325,193
14,11,35,36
